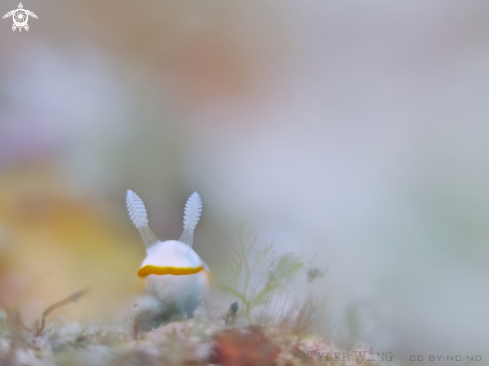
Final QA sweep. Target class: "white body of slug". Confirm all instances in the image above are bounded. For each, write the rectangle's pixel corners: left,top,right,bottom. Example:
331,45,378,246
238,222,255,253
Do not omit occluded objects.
126,190,209,313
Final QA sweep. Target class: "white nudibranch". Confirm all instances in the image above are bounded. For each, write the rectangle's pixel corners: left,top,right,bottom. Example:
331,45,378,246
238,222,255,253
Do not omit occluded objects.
126,190,209,312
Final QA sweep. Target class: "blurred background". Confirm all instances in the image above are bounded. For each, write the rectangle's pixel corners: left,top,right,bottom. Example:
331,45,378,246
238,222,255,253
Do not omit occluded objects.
1,0,488,364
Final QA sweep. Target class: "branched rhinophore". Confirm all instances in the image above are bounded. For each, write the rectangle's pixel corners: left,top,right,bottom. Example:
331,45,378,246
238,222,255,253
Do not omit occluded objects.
126,190,160,249
216,223,303,317
179,191,203,247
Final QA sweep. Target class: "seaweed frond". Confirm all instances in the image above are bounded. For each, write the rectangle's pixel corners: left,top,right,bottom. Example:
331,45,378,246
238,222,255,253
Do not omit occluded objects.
215,223,303,317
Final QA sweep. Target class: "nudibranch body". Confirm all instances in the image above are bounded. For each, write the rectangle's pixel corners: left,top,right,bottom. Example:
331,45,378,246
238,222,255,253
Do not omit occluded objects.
126,190,209,314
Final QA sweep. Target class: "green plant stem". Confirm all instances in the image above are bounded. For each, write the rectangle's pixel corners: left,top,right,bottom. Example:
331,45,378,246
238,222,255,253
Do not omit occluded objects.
215,285,249,308
249,283,273,311
239,231,251,309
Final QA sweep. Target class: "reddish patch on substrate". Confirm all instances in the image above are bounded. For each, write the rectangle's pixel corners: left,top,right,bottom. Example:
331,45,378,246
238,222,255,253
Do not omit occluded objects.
209,326,280,366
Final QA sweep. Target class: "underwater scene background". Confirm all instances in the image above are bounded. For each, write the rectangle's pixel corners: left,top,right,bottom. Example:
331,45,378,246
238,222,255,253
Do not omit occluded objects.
0,1,488,365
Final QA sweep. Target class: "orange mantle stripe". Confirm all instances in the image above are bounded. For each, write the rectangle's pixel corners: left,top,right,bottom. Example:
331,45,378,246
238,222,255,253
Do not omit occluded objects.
137,265,204,277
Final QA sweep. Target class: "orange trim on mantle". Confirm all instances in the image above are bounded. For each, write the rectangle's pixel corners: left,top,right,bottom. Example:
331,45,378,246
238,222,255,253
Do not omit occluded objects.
137,265,204,277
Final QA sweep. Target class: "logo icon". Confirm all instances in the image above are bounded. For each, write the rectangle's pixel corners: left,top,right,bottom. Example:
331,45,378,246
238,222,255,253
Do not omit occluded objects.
3,3,37,32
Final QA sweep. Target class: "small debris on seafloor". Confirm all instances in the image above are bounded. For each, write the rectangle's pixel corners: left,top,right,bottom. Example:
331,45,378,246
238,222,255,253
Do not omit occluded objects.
224,301,238,326
306,267,326,283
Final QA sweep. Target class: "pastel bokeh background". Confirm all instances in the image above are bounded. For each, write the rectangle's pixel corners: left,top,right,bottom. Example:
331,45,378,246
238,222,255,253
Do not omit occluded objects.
1,1,488,364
